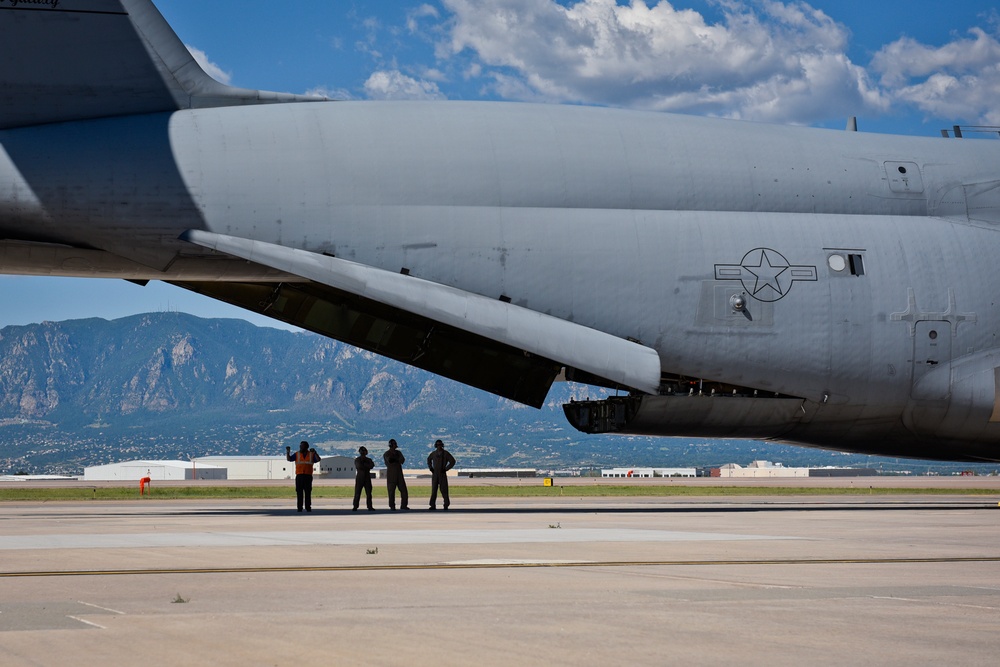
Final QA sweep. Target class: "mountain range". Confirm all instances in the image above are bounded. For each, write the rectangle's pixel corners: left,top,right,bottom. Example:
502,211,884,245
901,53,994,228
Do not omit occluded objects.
0,313,992,476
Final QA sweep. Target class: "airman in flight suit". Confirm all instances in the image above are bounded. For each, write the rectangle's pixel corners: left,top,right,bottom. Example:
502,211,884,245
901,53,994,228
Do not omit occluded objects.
353,446,375,511
383,439,409,510
426,439,456,510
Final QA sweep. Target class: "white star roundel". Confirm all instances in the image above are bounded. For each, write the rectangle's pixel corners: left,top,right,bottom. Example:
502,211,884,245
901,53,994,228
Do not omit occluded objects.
714,248,818,302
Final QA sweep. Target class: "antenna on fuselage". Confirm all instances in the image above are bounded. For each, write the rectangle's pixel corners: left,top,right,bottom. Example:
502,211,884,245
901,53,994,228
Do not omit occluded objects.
941,125,1000,138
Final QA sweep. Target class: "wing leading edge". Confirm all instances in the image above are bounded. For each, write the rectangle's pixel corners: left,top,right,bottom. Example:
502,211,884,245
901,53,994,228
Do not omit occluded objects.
178,230,662,407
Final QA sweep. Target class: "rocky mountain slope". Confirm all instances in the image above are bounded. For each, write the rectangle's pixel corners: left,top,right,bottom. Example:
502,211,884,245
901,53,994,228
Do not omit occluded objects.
1,313,975,475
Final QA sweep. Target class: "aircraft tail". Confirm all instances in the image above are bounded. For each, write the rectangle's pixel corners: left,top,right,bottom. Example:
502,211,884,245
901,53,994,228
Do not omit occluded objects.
0,0,324,130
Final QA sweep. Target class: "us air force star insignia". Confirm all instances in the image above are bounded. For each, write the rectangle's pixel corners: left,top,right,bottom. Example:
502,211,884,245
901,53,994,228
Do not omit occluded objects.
714,248,817,302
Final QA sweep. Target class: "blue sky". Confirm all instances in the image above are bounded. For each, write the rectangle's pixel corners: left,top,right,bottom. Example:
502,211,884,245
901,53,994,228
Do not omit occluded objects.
2,0,998,329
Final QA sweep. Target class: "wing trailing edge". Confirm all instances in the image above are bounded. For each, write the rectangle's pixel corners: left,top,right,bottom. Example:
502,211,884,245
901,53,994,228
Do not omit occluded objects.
179,230,663,405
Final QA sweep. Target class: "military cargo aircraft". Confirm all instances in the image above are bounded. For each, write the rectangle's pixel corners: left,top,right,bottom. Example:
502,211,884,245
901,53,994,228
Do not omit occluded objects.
2,0,999,461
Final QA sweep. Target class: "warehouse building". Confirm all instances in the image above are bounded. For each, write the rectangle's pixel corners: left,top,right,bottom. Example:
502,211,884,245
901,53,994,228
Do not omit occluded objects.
602,468,697,478
454,468,536,478
714,461,808,478
84,455,358,482
193,455,356,479
84,460,226,481
710,461,879,478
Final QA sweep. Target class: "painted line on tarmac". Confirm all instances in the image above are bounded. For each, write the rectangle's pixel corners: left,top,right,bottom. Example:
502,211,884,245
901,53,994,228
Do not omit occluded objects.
2,556,999,578
0,528,796,550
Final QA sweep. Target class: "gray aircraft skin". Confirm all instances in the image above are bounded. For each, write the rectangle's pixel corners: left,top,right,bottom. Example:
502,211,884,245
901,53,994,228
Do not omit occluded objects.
2,0,1000,462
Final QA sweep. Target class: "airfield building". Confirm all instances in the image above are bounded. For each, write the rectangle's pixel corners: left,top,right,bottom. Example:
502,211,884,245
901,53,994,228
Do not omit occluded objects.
84,460,226,481
193,455,355,480
454,468,537,478
710,461,878,477
602,468,697,478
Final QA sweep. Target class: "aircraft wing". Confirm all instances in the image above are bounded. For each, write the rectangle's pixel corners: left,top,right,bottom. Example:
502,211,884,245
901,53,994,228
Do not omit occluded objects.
0,0,323,130
179,230,663,408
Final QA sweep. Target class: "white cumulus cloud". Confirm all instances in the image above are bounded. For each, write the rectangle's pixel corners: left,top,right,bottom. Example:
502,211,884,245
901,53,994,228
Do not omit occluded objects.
437,0,887,123
364,70,446,100
186,45,233,85
306,86,355,101
871,27,1000,125
408,4,441,32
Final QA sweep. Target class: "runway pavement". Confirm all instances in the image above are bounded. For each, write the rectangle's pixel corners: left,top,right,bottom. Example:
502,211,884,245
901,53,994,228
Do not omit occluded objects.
1,492,998,666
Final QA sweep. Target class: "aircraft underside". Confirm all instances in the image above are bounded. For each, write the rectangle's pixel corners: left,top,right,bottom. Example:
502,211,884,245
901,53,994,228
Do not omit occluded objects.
3,0,1000,463
563,394,1000,462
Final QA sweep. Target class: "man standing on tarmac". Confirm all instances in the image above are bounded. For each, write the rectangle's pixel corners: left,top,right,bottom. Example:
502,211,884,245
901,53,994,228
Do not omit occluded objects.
353,446,376,511
286,441,320,513
383,439,409,511
426,439,456,510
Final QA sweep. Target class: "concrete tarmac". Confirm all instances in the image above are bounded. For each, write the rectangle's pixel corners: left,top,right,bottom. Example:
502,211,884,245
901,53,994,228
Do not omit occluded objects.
1,491,998,666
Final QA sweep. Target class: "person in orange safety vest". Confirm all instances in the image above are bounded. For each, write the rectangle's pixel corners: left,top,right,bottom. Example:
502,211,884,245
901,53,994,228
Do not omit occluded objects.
286,441,321,512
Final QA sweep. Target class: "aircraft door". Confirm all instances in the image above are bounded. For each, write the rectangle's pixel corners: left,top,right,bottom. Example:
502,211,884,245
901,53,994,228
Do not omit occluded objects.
910,320,951,400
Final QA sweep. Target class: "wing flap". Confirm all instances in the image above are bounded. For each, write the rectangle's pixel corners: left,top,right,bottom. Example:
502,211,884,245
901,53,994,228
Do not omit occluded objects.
179,230,663,402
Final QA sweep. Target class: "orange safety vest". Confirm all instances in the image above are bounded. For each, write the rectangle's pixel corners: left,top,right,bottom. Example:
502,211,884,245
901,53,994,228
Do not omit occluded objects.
295,451,315,475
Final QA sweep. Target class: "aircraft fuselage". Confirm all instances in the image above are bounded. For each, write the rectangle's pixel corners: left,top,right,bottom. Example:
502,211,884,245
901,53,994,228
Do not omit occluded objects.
2,100,1000,460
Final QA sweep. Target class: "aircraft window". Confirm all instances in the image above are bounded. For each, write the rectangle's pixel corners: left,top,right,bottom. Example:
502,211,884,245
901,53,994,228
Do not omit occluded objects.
929,330,938,340
848,254,865,276
828,254,846,272
898,166,907,174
